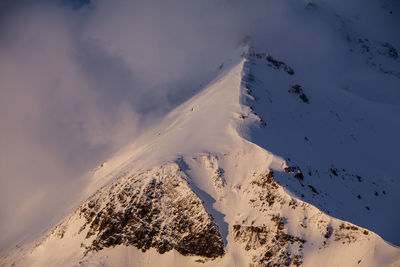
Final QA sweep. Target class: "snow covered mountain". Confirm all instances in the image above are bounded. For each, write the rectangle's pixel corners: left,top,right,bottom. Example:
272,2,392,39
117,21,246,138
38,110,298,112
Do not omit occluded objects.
2,43,399,266
1,1,400,266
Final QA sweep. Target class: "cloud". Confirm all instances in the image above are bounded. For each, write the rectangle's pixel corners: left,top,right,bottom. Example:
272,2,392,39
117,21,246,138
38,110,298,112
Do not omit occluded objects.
0,1,139,249
0,0,243,251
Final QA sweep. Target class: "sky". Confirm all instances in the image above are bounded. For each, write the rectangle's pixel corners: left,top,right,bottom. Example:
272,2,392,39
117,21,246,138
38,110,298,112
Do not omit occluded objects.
0,0,399,252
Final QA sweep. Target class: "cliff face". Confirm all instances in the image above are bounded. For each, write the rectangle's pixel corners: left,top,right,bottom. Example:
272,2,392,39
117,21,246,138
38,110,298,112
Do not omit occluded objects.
76,163,224,258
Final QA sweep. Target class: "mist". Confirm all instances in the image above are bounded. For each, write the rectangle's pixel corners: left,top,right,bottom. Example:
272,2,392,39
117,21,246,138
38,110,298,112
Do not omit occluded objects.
0,0,244,251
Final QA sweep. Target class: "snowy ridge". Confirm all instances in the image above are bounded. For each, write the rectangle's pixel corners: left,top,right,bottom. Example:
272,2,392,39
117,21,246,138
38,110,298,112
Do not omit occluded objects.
2,44,400,267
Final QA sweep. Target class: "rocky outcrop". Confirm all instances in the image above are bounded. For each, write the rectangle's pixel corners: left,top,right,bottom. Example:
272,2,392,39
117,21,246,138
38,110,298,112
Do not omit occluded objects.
234,169,377,266
244,51,295,75
288,85,309,104
233,216,306,267
56,163,225,259
236,171,306,266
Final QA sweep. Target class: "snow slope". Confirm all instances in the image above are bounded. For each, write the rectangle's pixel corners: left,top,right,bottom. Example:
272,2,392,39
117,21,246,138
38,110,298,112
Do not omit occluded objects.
2,43,399,266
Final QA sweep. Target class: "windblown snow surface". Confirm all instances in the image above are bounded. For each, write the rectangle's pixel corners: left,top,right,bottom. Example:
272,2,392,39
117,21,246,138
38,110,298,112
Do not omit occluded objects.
2,0,400,266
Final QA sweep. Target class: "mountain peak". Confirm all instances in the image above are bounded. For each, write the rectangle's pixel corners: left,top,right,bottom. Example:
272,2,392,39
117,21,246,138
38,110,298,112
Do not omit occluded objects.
3,45,400,266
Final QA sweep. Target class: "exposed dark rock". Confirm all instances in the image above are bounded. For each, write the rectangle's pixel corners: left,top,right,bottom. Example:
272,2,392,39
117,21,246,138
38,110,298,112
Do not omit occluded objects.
333,223,366,244
78,164,224,259
259,118,267,127
213,168,226,189
308,185,319,194
251,171,277,189
233,214,305,267
290,84,302,94
324,226,333,239
284,166,304,182
266,55,295,75
289,85,310,103
381,42,398,59
250,171,281,208
246,51,295,75
295,171,304,182
271,214,285,231
329,168,339,176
